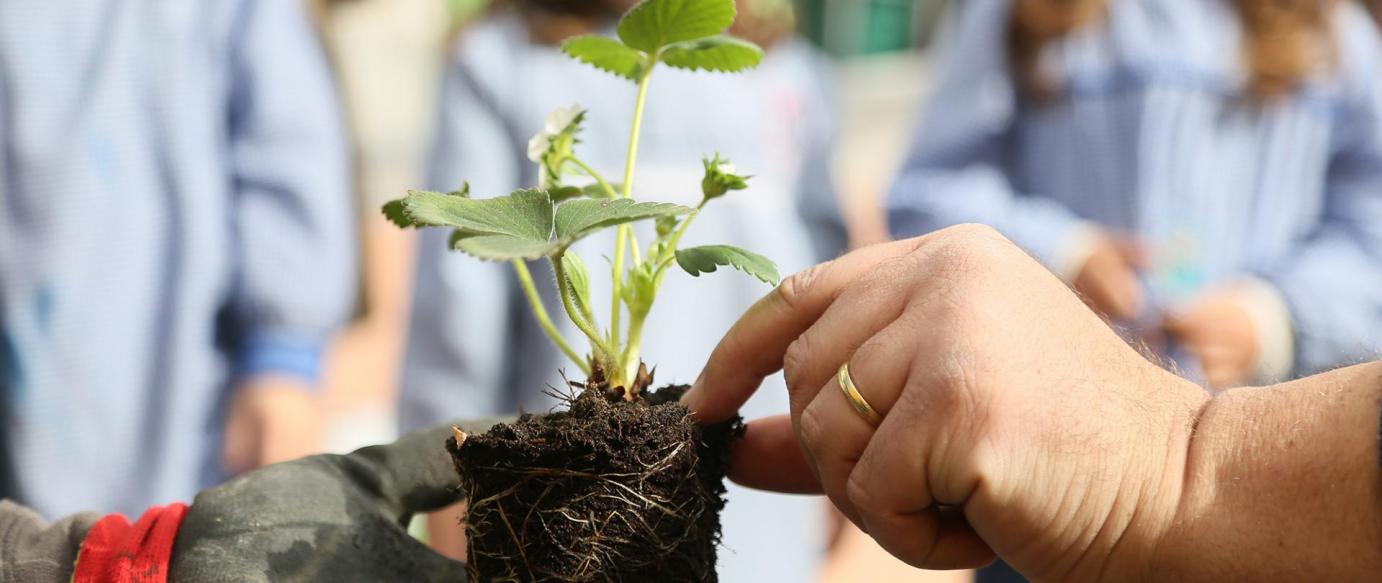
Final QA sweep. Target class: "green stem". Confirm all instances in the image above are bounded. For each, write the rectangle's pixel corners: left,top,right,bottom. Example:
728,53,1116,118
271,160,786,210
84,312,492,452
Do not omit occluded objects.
654,199,708,271
609,60,658,361
620,65,655,200
552,252,617,368
622,308,649,381
623,200,709,376
568,158,617,199
628,231,643,265
567,157,643,271
512,260,589,374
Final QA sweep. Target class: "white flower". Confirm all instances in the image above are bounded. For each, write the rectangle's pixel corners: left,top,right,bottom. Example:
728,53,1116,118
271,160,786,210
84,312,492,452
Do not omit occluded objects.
544,104,585,135
527,133,551,163
527,104,584,163
716,161,737,175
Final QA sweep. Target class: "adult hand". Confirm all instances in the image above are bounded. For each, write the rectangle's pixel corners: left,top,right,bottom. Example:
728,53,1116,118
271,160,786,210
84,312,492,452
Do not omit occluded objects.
1072,233,1144,321
172,419,501,582
683,225,1209,580
222,376,323,474
1164,290,1260,389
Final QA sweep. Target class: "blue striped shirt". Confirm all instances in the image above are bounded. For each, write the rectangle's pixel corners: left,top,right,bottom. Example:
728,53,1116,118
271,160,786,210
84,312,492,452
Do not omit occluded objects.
890,0,1382,375
0,0,354,518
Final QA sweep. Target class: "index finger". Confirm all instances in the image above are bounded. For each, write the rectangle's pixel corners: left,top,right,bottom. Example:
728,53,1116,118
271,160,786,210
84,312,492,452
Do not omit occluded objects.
681,237,931,423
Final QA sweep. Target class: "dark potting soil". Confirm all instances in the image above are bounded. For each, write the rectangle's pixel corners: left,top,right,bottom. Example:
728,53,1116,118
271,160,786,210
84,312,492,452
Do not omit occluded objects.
448,383,744,583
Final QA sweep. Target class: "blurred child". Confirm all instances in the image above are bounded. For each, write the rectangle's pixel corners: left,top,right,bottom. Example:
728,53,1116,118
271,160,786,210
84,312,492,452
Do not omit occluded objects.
890,0,1382,390
0,0,355,518
400,0,846,579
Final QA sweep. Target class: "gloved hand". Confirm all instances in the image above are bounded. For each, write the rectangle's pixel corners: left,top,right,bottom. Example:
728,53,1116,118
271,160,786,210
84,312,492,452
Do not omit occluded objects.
169,418,501,583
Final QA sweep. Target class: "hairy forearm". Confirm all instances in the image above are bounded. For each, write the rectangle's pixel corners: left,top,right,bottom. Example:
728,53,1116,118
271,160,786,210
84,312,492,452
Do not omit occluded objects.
1153,361,1382,580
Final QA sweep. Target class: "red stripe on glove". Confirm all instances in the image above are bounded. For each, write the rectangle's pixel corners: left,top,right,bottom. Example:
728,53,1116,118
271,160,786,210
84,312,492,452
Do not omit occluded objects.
73,503,189,583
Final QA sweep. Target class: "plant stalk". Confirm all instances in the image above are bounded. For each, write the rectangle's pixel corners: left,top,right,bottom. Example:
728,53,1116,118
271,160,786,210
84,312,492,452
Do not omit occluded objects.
652,199,708,278
608,59,658,373
621,308,650,381
621,200,709,377
568,158,618,199
512,260,589,374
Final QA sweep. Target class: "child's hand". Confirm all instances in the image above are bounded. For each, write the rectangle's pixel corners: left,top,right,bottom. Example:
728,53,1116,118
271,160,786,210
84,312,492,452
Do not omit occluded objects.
1165,290,1261,389
1072,234,1144,321
222,377,322,474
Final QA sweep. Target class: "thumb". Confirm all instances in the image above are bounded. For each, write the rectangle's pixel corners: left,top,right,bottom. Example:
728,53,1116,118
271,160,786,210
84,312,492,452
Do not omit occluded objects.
349,418,508,523
729,415,821,494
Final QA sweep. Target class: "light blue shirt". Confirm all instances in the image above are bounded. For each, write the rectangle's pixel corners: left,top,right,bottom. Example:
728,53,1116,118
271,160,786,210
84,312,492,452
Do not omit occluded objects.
0,0,355,518
890,0,1382,375
401,13,845,582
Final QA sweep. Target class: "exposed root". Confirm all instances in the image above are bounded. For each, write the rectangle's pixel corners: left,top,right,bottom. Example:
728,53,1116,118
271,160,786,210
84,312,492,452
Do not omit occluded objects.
450,383,742,582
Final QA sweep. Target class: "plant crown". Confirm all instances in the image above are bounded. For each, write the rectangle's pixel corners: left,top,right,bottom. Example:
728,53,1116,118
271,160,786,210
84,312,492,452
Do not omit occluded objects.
384,0,776,391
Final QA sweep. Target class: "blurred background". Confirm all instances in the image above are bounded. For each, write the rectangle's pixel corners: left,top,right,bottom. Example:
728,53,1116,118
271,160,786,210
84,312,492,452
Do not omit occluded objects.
3,0,1381,581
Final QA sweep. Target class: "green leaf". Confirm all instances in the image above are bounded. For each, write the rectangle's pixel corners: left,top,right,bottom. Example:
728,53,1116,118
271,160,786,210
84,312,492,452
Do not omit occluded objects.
385,183,473,227
390,188,553,240
548,183,620,201
390,187,690,261
676,244,779,285
550,185,584,202
562,35,647,81
382,199,415,228
584,182,620,199
452,234,560,260
662,36,763,73
554,198,693,243
617,0,736,53
561,253,595,319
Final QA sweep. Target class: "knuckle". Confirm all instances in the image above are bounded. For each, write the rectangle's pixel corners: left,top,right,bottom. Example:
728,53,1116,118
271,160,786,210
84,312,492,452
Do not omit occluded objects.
797,400,829,450
930,224,1017,271
942,223,1007,246
782,335,815,395
777,264,823,312
909,352,979,418
844,467,879,513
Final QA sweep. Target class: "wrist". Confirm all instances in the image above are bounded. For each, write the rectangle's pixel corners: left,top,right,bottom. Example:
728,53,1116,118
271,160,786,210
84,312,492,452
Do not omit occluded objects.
1150,362,1382,581
1102,372,1210,580
1036,364,1210,581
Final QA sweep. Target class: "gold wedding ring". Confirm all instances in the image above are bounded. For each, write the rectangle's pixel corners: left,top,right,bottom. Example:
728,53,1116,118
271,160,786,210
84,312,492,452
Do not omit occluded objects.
836,362,883,427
